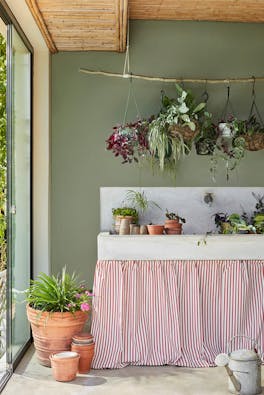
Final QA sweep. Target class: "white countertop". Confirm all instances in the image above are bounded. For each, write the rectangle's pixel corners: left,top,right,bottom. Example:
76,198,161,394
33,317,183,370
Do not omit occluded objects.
97,232,264,260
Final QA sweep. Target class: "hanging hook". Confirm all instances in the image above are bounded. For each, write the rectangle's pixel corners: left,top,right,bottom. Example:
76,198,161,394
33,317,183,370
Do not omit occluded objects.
227,84,230,101
202,79,209,103
251,76,256,98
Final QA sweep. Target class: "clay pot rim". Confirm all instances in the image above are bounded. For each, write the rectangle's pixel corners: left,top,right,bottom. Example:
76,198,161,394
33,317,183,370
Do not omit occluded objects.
50,352,80,360
27,304,89,318
147,224,164,228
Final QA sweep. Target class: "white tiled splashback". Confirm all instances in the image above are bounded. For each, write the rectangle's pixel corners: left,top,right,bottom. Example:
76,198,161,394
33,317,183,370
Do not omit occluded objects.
100,187,264,234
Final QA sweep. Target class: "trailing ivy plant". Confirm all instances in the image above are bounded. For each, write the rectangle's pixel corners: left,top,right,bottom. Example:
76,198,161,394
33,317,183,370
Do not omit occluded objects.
0,35,6,272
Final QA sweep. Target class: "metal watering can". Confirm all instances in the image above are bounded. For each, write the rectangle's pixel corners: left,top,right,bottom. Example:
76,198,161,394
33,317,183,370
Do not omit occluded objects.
215,335,262,395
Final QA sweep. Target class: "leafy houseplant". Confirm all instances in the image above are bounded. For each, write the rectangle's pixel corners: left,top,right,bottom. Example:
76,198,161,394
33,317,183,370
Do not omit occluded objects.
237,115,264,151
164,209,186,235
112,207,138,234
124,189,161,224
148,84,211,173
213,212,255,234
251,192,264,233
106,119,149,164
26,268,92,367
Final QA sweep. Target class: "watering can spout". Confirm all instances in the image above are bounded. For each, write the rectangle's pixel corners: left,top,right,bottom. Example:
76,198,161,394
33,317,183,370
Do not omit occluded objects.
215,353,241,393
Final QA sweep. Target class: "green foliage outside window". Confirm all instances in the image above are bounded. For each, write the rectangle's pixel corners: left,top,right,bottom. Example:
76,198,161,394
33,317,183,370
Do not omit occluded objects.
0,35,6,272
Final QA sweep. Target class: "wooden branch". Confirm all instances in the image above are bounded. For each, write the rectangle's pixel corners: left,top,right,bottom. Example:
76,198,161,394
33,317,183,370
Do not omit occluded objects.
79,69,264,84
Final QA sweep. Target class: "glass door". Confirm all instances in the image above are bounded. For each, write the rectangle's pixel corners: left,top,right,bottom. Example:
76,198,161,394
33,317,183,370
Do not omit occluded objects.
6,25,32,367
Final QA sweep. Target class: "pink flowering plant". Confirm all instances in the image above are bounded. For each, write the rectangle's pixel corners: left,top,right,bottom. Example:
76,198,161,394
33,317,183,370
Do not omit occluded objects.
26,267,93,313
106,119,150,164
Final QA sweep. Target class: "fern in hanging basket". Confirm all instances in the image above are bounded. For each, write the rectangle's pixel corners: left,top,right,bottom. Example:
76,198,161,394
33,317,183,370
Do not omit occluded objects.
148,84,211,172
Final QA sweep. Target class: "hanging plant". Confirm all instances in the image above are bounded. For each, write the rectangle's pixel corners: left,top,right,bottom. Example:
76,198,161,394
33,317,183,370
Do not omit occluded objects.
236,81,264,151
195,106,218,156
210,116,246,181
209,85,247,181
148,84,211,172
106,119,150,164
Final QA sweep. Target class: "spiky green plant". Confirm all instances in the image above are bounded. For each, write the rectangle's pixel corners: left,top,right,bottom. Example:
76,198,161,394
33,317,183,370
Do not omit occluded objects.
125,190,161,214
26,267,92,313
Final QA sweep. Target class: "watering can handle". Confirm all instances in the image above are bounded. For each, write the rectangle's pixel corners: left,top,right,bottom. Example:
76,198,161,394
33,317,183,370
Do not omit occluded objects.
227,335,260,354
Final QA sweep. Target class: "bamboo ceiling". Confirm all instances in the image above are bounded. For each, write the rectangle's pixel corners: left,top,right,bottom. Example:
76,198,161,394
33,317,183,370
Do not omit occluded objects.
26,0,264,53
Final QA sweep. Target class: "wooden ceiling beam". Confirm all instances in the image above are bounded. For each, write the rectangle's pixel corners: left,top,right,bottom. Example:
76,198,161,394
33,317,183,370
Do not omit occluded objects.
26,0,128,52
25,0,58,53
129,0,264,23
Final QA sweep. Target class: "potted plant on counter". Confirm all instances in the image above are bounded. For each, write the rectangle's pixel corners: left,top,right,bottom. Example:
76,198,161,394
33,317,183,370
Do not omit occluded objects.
26,267,93,367
251,192,264,233
112,207,138,234
164,210,186,234
213,212,255,234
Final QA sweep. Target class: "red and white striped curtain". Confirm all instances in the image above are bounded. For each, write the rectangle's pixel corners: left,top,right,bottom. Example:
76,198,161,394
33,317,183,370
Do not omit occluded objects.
92,260,264,369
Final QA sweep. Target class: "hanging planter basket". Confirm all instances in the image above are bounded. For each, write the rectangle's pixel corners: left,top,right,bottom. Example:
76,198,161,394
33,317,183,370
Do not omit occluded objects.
169,123,200,143
244,79,264,151
244,133,264,151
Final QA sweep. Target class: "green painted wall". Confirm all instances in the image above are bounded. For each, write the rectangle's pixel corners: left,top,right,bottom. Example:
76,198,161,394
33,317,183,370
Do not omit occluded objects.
51,21,264,285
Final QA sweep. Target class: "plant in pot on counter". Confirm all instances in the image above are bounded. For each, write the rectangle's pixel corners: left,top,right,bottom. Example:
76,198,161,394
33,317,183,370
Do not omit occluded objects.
125,189,161,229
148,84,211,174
112,207,138,234
164,210,186,235
251,192,264,233
213,212,255,234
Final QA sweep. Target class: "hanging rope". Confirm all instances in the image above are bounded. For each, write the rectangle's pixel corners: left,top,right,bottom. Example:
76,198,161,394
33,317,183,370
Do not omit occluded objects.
79,69,264,84
248,76,264,126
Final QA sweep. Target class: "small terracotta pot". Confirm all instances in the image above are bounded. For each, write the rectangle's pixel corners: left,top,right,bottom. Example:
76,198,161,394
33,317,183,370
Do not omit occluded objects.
114,215,133,234
71,342,95,373
164,220,182,235
147,225,164,235
50,351,80,382
140,225,148,235
119,218,130,235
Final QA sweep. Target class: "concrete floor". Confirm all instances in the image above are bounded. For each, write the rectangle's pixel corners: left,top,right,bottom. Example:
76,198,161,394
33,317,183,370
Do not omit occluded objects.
1,346,264,395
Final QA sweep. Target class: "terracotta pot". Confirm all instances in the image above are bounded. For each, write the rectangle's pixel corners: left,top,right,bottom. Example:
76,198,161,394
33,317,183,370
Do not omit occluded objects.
50,351,80,382
71,333,95,373
119,218,130,235
27,305,88,367
164,220,182,235
71,342,95,373
139,225,148,235
147,225,164,235
114,215,133,234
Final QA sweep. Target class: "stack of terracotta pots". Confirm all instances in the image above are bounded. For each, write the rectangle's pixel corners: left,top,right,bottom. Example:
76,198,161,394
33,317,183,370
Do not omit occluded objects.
164,219,183,235
50,333,95,382
71,333,95,374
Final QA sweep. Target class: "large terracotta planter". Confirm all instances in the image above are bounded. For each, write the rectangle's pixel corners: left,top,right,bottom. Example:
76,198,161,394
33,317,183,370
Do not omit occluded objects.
27,305,88,367
164,219,182,235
